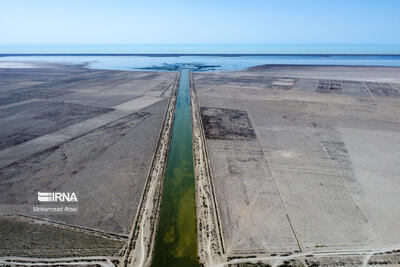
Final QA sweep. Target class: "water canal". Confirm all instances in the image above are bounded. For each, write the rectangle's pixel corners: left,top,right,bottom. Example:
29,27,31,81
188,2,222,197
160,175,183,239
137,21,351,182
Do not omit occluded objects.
152,69,200,267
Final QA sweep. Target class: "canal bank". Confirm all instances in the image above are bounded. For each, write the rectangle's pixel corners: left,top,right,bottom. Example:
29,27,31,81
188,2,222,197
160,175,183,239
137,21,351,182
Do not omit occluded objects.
123,73,179,267
190,73,225,267
152,69,199,267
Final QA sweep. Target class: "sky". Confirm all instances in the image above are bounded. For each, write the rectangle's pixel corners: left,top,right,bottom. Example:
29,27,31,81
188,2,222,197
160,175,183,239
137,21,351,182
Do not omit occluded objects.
1,0,400,45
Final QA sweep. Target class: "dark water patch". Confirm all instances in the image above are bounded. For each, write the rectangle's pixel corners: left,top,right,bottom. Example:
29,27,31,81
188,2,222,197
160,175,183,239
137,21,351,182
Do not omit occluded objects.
139,63,220,72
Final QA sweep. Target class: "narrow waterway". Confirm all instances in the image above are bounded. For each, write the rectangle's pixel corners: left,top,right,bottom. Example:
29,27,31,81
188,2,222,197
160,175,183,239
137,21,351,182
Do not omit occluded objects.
152,69,199,267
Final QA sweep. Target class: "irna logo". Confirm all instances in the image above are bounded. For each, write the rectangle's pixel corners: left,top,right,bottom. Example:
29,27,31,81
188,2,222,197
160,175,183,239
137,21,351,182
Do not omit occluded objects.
38,192,78,202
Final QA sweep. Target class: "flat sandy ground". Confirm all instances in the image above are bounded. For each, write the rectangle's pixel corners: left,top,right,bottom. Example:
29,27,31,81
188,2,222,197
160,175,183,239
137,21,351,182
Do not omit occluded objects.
193,65,400,259
0,62,176,257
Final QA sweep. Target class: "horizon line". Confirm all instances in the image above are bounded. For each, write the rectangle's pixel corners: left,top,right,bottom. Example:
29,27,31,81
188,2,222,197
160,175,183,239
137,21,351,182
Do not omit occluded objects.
1,53,400,57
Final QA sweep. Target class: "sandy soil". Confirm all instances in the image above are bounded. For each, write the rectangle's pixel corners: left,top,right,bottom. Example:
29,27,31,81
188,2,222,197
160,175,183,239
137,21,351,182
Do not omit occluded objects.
191,73,225,266
0,62,177,262
193,65,400,266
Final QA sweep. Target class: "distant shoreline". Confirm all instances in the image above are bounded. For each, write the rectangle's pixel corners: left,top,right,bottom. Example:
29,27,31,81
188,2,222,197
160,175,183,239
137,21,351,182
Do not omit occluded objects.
1,53,400,57
249,63,400,70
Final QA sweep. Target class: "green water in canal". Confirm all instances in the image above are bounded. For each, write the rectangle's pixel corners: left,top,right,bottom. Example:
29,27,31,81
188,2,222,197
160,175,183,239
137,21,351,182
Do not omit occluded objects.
152,69,199,267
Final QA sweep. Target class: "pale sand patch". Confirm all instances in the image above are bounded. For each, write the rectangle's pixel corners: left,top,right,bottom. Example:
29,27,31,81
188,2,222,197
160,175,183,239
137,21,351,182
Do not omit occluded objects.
340,127,400,245
272,81,295,86
114,96,164,111
0,62,38,68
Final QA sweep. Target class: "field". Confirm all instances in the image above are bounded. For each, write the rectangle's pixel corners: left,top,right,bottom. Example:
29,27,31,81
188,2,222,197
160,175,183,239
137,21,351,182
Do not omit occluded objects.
0,62,177,259
2,62,400,266
193,65,400,265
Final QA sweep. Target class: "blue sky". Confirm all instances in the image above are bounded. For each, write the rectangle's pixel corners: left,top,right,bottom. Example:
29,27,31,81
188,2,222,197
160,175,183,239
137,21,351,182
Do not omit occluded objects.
1,0,400,45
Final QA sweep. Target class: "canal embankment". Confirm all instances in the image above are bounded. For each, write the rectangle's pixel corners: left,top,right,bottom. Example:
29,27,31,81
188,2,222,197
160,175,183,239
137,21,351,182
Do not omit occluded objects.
190,73,225,267
123,72,180,267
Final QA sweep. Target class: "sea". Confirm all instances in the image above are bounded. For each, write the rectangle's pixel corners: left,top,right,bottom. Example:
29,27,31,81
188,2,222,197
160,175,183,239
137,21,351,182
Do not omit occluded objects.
0,44,400,71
